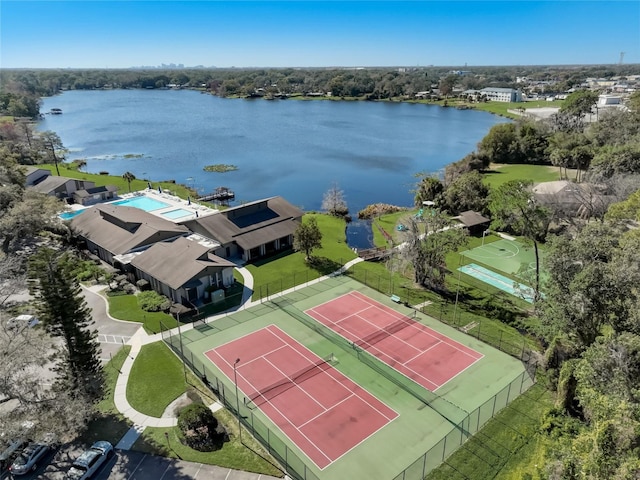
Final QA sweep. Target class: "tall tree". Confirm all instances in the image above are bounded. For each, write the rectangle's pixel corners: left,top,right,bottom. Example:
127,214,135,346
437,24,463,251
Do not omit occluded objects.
28,247,103,400
39,131,65,175
293,216,322,261
413,175,444,208
488,180,550,301
395,211,468,290
443,171,489,214
122,171,136,193
321,182,348,217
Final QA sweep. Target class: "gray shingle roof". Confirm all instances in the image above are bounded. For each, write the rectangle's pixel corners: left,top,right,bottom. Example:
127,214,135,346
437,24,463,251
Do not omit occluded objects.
71,204,189,255
457,210,491,227
183,196,303,250
131,237,235,290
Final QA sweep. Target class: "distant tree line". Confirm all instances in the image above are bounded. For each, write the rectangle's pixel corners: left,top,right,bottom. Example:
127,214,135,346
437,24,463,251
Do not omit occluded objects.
1,64,639,118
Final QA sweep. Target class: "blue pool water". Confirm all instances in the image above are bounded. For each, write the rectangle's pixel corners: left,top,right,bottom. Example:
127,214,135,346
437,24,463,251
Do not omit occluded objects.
112,196,169,211
59,210,86,220
160,208,193,219
458,263,536,303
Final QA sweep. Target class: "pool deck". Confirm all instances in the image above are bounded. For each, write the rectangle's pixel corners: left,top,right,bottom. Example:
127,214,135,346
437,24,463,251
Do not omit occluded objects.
60,189,219,223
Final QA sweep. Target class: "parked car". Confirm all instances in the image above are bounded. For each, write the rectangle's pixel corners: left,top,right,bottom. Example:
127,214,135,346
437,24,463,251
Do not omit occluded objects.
0,439,28,477
64,441,114,480
6,315,39,331
9,442,50,476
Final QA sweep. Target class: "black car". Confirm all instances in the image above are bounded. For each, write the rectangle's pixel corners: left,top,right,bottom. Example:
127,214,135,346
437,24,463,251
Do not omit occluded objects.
0,439,28,478
9,442,51,476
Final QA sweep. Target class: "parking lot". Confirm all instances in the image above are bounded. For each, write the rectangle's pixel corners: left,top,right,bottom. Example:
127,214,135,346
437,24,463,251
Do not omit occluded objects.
7,446,281,480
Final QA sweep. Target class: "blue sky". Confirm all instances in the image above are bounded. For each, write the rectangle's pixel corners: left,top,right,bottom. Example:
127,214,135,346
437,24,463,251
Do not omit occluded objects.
1,1,638,68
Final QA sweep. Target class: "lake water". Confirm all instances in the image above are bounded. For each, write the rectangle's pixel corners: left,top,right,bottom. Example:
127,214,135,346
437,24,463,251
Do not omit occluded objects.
38,89,505,212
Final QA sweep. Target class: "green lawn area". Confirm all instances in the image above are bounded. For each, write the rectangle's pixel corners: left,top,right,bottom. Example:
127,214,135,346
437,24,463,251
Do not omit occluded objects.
38,162,196,199
426,381,554,480
128,343,283,476
246,213,357,300
483,163,561,188
105,292,179,333
135,420,283,476
82,346,133,446
126,342,187,417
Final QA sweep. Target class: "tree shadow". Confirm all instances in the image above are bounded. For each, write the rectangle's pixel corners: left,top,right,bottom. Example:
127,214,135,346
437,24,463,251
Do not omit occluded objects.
81,412,132,447
306,256,342,275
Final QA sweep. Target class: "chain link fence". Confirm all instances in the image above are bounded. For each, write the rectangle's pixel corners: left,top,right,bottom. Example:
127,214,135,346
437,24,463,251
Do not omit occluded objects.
161,264,538,480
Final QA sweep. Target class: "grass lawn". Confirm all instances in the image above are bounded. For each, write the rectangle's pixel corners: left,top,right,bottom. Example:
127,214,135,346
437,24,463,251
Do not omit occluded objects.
105,292,179,333
81,346,133,446
130,348,283,476
134,418,283,476
483,163,561,188
246,213,357,300
126,342,188,417
426,381,554,480
38,162,196,199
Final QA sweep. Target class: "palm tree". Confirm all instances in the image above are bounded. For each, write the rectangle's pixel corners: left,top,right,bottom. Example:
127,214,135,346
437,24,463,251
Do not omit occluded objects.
122,171,136,193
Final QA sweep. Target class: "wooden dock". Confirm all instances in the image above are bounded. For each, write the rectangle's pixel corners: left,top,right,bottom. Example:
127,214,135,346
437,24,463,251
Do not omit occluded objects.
197,187,235,203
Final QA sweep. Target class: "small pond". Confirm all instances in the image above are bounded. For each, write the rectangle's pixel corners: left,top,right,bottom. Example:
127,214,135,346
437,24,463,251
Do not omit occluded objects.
345,220,375,250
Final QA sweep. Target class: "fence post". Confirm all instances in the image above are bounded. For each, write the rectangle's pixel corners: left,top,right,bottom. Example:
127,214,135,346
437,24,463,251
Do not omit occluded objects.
498,331,503,350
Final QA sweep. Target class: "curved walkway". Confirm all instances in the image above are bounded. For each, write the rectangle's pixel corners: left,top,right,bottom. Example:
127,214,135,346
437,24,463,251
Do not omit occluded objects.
108,256,364,452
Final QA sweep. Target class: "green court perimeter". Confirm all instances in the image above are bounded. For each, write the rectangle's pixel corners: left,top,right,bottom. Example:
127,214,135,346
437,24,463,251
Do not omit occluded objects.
165,276,533,480
461,239,540,280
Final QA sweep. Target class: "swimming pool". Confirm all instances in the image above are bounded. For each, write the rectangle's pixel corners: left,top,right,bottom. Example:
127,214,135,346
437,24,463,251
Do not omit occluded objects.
112,196,169,212
160,208,193,220
59,210,86,220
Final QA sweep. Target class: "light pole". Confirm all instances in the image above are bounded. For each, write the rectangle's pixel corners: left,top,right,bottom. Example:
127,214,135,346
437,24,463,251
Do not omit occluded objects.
482,229,489,246
233,358,242,443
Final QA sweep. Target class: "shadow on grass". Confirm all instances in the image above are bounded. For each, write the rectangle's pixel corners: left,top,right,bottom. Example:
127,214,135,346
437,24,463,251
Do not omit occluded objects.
81,412,132,447
307,256,342,275
250,249,296,267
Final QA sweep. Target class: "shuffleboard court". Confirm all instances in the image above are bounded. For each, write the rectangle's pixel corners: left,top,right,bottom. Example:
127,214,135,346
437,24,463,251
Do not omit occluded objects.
305,291,483,391
204,324,398,469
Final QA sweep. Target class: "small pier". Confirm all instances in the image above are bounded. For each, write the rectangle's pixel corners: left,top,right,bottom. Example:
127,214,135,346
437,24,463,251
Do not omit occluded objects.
197,186,235,203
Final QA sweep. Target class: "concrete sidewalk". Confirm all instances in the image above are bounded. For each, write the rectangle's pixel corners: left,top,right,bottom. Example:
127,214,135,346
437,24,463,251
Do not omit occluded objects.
108,257,363,475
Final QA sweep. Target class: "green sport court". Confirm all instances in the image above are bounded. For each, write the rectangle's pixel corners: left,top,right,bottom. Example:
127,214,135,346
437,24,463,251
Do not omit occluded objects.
166,276,533,480
458,238,546,300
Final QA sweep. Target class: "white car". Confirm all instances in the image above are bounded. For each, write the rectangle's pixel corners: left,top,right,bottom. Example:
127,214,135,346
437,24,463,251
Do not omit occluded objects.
64,441,114,480
6,315,39,330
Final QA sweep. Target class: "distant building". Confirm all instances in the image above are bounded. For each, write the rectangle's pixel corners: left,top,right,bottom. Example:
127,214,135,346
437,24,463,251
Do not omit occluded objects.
598,94,622,106
24,166,51,186
480,87,523,103
28,175,97,201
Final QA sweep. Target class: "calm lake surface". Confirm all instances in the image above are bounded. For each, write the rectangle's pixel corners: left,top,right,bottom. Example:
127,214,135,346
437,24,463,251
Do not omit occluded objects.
38,90,505,212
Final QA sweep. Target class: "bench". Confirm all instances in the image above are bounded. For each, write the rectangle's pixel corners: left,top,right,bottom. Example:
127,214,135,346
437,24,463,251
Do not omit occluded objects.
390,294,401,303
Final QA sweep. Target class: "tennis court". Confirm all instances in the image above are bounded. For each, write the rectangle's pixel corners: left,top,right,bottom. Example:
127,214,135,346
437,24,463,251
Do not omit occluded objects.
172,276,533,480
305,291,483,391
205,324,398,469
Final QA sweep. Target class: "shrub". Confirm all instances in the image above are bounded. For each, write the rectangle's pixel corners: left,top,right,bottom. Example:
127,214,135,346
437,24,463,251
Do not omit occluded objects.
137,290,170,312
177,403,226,451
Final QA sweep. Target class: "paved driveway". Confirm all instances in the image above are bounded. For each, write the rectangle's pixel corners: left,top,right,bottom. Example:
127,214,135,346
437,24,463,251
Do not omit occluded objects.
82,286,142,361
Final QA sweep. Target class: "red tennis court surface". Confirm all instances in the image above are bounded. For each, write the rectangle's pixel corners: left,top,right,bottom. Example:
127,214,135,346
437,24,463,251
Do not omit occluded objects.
305,291,483,392
205,325,398,469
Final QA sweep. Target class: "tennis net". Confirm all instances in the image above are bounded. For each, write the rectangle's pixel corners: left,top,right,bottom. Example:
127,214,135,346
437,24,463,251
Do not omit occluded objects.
245,354,334,407
271,297,470,429
354,316,413,348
